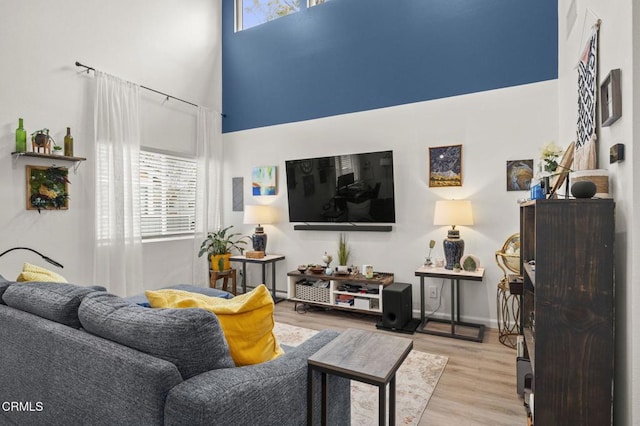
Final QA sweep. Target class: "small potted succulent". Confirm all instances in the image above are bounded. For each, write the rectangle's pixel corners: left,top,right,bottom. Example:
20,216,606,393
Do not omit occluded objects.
52,145,64,156
198,225,249,271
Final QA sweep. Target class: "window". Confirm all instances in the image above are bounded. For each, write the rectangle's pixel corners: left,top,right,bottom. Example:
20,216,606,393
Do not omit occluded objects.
336,154,361,182
139,150,197,239
236,0,301,31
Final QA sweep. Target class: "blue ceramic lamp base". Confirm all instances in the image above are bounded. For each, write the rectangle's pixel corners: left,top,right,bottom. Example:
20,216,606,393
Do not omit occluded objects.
443,230,465,270
252,227,268,253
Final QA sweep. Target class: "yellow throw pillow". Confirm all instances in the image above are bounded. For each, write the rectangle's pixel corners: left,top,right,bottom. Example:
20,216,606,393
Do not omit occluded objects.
145,284,284,366
16,262,67,283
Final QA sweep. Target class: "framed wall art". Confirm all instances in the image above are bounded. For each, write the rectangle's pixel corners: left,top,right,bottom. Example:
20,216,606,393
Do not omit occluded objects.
26,165,69,212
600,68,621,127
252,166,277,196
429,144,462,187
506,160,534,191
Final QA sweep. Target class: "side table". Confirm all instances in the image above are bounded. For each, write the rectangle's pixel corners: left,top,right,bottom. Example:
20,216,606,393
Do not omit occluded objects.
209,269,237,295
230,254,285,303
307,328,413,426
414,265,485,342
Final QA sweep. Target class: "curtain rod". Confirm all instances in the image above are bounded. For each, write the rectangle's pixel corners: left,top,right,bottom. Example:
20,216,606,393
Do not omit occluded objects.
75,61,200,108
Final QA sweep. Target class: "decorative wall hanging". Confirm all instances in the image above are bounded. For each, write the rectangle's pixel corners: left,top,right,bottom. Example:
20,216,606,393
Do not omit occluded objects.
575,21,599,170
26,165,69,212
506,160,533,191
252,166,277,196
429,145,462,187
600,68,621,127
232,177,244,211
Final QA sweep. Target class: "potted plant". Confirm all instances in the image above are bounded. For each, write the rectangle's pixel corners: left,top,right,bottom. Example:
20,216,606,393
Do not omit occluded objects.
336,233,351,273
198,225,249,271
52,145,64,156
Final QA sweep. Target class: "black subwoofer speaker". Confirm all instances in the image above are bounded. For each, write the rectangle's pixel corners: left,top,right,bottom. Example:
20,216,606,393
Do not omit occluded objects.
381,282,412,329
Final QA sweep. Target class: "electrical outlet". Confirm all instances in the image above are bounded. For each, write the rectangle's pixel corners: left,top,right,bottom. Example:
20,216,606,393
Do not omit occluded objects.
429,286,438,299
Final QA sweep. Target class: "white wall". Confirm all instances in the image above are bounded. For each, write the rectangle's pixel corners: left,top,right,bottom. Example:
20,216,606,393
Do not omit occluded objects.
557,1,637,424
223,80,558,328
0,0,221,291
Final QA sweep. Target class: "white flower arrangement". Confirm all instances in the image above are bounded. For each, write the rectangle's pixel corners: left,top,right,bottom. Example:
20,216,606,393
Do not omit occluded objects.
539,141,564,173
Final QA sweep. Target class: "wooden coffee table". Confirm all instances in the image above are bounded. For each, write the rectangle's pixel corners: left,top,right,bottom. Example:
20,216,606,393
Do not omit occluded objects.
307,328,413,426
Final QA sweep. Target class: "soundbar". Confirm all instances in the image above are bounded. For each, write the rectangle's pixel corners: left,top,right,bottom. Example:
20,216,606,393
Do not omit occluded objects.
293,224,392,232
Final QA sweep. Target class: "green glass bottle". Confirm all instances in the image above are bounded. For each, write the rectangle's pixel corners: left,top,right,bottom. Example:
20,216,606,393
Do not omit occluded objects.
15,118,26,153
64,127,73,157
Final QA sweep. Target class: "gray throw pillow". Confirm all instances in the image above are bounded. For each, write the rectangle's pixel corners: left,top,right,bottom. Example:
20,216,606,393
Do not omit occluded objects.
2,281,97,327
0,275,11,305
78,292,235,380
125,283,233,306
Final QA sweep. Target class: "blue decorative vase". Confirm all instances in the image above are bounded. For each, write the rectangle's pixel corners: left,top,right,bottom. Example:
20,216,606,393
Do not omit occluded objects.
252,227,267,253
443,229,465,270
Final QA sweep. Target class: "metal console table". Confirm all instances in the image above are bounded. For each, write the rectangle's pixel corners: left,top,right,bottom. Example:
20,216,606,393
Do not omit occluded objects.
415,265,485,342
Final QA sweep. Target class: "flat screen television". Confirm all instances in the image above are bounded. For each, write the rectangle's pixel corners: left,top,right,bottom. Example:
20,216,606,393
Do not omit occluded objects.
285,150,396,223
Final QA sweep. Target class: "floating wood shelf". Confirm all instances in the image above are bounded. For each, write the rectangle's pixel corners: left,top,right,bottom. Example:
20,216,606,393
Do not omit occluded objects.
11,152,86,162
12,151,86,173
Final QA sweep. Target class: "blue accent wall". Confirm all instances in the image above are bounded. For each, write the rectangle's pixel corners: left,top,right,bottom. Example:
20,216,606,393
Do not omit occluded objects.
222,0,557,133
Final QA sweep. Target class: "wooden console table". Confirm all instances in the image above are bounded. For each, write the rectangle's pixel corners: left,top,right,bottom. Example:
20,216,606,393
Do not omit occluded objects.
307,328,413,426
287,271,393,315
415,266,485,342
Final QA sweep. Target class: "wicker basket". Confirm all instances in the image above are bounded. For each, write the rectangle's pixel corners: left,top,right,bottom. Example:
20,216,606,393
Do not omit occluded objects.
295,284,330,303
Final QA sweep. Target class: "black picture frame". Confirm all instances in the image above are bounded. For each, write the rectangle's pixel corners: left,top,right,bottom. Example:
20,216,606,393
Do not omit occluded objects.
600,68,622,127
428,144,462,187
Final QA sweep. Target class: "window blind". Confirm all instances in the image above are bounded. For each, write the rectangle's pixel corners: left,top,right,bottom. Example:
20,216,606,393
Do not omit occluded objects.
139,150,197,238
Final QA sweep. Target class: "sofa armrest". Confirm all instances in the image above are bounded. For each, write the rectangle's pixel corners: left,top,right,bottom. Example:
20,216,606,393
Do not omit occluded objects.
164,329,350,426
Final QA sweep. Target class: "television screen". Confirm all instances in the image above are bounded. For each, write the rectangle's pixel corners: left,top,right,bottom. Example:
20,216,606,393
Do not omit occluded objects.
285,150,395,223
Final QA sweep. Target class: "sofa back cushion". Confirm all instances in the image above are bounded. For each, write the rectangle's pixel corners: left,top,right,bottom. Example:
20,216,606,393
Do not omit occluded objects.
2,282,98,328
78,292,235,379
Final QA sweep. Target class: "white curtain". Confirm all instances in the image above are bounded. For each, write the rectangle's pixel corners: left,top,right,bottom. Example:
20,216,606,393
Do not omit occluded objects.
93,71,143,296
192,107,223,286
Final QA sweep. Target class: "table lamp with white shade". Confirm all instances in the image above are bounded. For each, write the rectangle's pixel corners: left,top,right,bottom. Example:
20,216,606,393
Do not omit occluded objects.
243,205,276,253
433,200,474,270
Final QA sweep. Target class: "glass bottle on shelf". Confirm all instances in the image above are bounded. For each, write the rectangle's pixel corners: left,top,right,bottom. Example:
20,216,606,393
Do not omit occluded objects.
63,127,74,157
15,118,26,153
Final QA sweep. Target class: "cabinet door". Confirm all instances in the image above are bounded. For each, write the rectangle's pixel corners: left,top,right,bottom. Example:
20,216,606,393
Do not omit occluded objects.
532,200,614,426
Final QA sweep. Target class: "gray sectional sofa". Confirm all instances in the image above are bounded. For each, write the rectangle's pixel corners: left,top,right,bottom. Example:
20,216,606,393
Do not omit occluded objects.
0,278,350,425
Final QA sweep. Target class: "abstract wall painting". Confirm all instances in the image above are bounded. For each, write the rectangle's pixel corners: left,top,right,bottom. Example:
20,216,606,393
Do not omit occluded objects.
252,166,277,196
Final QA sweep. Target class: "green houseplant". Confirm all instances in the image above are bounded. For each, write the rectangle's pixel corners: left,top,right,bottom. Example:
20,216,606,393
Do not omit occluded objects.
198,225,249,271
336,233,351,272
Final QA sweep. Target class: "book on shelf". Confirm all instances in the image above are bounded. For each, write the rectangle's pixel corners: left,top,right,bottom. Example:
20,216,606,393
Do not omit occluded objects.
335,294,355,306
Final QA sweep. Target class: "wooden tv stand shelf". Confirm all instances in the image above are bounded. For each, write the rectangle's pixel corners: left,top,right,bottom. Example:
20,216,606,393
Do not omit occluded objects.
286,270,393,315
519,199,614,425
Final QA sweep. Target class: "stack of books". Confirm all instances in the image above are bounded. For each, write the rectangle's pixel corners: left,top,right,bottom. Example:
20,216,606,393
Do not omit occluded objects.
335,294,354,307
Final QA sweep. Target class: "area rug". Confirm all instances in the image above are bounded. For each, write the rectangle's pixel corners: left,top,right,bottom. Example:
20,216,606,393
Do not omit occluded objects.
273,322,448,425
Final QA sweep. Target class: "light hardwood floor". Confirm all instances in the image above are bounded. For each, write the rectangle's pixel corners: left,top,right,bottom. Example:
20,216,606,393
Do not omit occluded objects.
274,301,526,426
